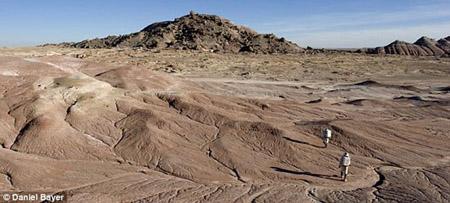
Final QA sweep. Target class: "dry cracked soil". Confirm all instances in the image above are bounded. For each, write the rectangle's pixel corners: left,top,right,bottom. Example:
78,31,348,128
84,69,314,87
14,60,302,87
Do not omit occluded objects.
0,47,449,202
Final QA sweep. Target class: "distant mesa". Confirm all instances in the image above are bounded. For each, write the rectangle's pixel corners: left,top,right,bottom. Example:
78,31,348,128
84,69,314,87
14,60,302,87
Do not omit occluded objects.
54,12,303,54
366,36,450,57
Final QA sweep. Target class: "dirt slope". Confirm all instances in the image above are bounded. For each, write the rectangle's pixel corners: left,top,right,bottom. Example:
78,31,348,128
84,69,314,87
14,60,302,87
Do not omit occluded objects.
0,50,449,202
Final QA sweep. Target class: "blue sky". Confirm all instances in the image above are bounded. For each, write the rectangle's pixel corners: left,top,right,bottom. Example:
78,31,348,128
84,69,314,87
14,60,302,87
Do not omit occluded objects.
1,0,449,48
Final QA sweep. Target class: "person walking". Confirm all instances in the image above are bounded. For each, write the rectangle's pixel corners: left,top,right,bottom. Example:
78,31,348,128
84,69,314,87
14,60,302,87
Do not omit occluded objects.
322,128,332,148
339,152,351,182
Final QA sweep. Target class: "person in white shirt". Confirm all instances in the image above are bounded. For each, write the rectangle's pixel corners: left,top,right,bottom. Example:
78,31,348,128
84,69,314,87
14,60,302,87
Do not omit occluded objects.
322,128,332,148
339,152,351,181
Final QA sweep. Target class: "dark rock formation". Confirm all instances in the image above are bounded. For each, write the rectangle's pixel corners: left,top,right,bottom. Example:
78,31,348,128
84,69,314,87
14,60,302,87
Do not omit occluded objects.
58,12,303,54
437,36,450,54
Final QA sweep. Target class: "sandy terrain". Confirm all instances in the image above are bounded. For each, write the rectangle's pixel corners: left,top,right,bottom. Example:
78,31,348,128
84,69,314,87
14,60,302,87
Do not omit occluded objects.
0,47,449,202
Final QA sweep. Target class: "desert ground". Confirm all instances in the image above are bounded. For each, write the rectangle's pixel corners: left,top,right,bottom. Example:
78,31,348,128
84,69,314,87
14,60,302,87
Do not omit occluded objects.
0,47,449,202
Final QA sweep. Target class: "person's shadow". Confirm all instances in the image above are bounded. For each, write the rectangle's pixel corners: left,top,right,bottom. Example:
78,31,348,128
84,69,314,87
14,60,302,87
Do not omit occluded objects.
283,136,326,148
271,167,341,181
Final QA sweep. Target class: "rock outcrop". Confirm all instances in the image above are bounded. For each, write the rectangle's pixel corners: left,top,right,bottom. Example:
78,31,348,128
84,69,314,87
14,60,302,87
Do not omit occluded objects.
59,12,303,54
367,36,450,56
437,36,450,53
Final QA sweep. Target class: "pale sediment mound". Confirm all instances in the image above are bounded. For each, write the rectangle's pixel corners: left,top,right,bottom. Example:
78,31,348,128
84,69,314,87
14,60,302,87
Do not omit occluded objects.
437,36,450,53
5,73,120,160
93,65,186,92
367,36,450,56
414,36,445,55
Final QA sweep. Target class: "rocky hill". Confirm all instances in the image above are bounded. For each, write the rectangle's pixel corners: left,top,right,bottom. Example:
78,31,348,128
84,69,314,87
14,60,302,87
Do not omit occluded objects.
59,12,303,54
367,36,450,56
